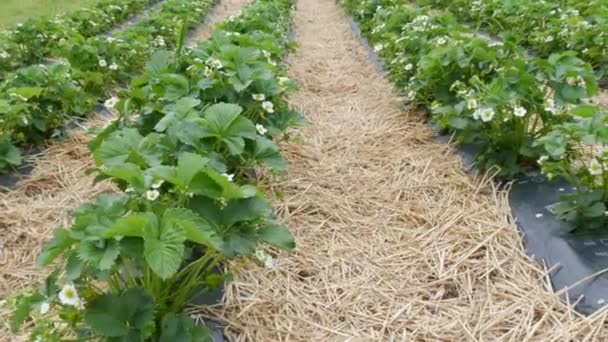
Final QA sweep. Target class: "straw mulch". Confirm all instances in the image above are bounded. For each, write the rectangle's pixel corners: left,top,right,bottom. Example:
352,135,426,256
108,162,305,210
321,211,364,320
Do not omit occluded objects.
0,117,115,339
188,0,250,46
200,0,608,340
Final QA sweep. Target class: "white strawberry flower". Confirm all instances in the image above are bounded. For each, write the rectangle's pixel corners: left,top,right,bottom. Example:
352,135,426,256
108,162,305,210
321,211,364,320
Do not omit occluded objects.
222,173,235,182
513,105,527,117
256,124,268,135
146,189,160,201
0,51,10,59
252,93,266,101
475,107,495,122
98,59,107,67
207,58,223,70
466,98,478,110
109,63,118,71
262,101,274,113
151,179,164,189
404,63,413,71
589,159,603,176
58,284,80,307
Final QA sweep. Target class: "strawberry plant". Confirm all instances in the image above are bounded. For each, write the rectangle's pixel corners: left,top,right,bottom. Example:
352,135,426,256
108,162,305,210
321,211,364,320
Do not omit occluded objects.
8,0,300,339
419,0,608,78
0,0,218,174
536,108,608,231
0,0,159,76
344,0,599,178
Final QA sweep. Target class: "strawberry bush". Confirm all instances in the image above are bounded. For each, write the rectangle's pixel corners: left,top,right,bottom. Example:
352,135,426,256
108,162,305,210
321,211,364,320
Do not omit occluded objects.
344,0,608,231
8,0,301,340
0,0,218,174
0,0,160,75
419,0,608,78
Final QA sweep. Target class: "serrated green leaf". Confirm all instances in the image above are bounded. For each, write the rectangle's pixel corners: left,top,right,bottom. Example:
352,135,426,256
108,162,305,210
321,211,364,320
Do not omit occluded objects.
252,136,286,171
38,228,75,266
77,239,121,271
200,103,256,155
162,208,222,250
85,288,154,338
102,213,152,239
160,313,213,342
258,222,295,251
143,214,186,279
176,152,209,185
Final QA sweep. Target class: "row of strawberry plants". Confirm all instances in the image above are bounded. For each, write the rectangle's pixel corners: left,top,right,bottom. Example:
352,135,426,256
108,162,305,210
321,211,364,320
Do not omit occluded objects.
345,0,608,231
8,0,301,340
0,0,218,173
418,0,608,78
0,0,161,75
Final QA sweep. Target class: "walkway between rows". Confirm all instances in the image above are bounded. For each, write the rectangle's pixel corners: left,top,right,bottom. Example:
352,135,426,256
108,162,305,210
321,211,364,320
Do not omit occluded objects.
211,0,606,340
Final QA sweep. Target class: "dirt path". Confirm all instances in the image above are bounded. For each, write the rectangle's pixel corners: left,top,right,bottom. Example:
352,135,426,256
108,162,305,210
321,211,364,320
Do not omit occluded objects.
210,0,608,340
187,0,249,46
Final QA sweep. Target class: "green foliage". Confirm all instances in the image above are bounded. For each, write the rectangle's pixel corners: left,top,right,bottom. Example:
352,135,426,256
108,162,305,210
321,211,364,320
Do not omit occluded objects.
11,0,300,340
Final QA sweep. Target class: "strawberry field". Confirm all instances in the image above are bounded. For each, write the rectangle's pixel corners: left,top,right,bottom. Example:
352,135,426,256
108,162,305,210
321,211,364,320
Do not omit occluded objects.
2,0,608,340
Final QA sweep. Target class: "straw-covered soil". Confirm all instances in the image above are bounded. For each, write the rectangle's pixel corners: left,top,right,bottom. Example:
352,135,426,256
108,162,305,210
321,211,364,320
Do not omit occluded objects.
188,0,250,46
200,0,608,340
0,117,115,339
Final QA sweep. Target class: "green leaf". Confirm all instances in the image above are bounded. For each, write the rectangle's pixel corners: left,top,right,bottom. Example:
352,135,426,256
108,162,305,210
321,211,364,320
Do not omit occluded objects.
12,87,44,99
258,222,295,251
223,197,273,227
10,293,42,332
200,103,256,155
38,228,75,266
0,142,21,167
176,152,209,185
95,129,168,168
146,50,174,77
104,163,145,190
160,73,191,100
66,254,84,280
143,214,186,279
85,288,155,338
102,213,153,239
95,128,143,166
160,313,213,342
77,239,121,271
572,105,600,118
162,208,223,250
252,136,286,171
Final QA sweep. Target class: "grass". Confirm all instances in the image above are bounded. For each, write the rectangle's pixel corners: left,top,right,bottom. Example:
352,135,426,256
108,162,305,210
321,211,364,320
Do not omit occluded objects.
0,0,95,27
